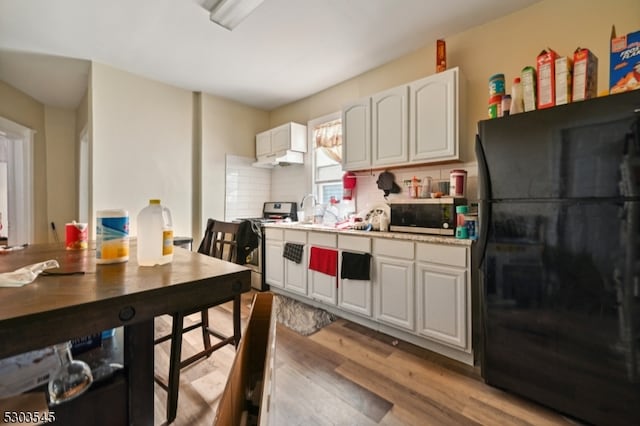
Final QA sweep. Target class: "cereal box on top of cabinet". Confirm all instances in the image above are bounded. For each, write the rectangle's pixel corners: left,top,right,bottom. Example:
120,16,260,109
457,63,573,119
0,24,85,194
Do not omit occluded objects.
573,48,598,101
610,26,640,94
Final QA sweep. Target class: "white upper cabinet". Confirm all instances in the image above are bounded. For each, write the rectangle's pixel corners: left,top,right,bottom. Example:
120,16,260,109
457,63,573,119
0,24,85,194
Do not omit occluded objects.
255,122,307,160
409,67,459,162
341,67,463,171
272,122,306,153
342,97,371,171
372,85,409,167
256,130,272,158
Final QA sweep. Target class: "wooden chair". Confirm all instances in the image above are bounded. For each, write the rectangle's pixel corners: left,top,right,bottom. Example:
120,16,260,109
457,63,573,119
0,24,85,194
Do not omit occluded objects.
154,219,243,424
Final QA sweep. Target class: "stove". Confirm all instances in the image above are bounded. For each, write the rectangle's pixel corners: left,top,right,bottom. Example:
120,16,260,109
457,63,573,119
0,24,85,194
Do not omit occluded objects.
236,202,298,290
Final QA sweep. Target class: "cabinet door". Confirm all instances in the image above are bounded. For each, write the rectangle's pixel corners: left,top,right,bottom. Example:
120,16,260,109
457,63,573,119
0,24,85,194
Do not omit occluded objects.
309,269,337,304
271,123,290,153
372,85,408,166
409,67,458,162
342,98,371,170
285,250,307,295
256,130,272,157
339,277,372,317
284,229,307,295
265,240,283,288
338,236,372,317
416,262,467,349
375,256,414,331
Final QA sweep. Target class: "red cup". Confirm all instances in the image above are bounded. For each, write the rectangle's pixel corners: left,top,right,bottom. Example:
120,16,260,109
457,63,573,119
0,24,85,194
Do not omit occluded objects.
66,222,88,250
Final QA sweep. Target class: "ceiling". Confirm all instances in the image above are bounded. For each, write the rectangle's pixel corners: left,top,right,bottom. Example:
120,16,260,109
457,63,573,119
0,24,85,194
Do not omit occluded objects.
0,0,540,110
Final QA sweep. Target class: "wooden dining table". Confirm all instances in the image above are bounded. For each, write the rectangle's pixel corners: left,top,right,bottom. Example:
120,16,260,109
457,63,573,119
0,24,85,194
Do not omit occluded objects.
0,242,251,425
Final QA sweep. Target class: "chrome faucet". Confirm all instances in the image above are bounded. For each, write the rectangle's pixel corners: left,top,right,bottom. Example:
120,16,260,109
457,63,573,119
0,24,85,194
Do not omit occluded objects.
300,193,317,223
300,193,317,209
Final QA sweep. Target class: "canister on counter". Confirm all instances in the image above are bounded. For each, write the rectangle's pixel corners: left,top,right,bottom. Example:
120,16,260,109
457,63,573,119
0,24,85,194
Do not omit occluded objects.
465,213,478,240
455,205,469,239
450,169,467,198
96,209,129,264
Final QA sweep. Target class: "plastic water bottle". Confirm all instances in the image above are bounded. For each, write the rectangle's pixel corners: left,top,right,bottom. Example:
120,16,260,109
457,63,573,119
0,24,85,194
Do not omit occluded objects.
136,199,174,266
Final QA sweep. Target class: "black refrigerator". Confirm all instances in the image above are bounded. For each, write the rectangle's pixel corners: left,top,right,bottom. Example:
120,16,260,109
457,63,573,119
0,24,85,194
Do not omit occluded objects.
476,90,640,426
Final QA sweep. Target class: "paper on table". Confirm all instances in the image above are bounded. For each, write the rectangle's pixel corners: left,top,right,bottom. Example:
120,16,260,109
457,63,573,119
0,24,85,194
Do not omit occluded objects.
0,260,60,287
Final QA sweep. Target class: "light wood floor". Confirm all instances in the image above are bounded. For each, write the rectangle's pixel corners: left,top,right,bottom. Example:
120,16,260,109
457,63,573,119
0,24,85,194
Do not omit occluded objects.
154,291,581,426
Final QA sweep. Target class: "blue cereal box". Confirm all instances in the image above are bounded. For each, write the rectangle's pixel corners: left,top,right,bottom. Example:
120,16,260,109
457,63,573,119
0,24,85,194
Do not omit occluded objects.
610,27,640,94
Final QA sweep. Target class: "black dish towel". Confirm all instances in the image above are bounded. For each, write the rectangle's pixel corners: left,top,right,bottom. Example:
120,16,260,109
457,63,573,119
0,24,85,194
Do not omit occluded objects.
341,251,372,281
283,242,305,264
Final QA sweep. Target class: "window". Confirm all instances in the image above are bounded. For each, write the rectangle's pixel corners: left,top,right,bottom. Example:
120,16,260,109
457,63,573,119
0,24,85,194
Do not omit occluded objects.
309,113,342,204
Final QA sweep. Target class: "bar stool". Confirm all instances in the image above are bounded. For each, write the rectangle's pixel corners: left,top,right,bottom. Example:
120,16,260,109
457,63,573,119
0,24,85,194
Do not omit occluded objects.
155,219,243,424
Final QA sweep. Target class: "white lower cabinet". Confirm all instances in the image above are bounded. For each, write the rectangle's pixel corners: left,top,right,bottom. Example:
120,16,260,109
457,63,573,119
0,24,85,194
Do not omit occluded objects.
264,226,472,364
374,239,415,332
338,235,372,317
416,262,467,349
415,242,469,350
264,229,284,289
308,232,338,305
283,230,307,296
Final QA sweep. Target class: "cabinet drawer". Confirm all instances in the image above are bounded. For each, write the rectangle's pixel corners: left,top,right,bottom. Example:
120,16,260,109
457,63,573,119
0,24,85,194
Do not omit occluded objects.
416,243,466,268
338,235,371,253
308,232,337,248
284,230,306,244
265,228,283,240
373,239,413,259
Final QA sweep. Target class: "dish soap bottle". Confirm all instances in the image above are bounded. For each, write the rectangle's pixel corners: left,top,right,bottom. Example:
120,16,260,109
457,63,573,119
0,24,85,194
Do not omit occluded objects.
137,199,174,266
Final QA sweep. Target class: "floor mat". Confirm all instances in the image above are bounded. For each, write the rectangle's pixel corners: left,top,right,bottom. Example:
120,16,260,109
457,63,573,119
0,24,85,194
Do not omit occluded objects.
273,294,336,336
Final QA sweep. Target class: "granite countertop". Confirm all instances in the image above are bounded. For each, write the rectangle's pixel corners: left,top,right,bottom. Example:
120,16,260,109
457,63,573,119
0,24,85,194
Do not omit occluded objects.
263,222,474,246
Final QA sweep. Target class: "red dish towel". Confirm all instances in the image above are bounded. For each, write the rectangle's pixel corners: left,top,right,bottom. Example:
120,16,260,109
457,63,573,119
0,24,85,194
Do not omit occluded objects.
308,247,338,277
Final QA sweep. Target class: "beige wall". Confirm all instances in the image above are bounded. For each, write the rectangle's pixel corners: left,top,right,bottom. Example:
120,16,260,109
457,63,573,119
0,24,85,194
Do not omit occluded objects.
3,0,638,243
270,0,640,163
91,62,194,238
44,106,77,240
0,81,48,242
200,93,268,234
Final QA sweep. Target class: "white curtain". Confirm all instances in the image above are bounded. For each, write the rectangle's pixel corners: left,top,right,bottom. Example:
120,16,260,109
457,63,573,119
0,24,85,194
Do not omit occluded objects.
314,119,342,163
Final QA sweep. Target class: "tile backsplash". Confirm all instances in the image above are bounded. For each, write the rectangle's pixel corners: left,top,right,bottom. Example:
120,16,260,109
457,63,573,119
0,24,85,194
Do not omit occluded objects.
353,162,478,212
225,155,272,220
226,154,478,220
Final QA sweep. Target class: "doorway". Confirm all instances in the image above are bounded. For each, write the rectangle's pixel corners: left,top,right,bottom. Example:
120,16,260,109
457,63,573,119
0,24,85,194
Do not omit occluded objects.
0,116,35,246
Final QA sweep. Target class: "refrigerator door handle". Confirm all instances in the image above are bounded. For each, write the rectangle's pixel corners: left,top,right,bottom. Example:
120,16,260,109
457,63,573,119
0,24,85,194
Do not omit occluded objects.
474,134,490,269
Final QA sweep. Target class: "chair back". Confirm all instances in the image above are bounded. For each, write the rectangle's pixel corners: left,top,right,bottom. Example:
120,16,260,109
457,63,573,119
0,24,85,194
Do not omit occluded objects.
197,219,241,263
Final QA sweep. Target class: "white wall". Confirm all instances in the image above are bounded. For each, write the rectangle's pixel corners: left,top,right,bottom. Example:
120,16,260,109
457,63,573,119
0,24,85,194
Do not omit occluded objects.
200,93,269,232
267,0,639,213
91,62,193,238
44,106,77,240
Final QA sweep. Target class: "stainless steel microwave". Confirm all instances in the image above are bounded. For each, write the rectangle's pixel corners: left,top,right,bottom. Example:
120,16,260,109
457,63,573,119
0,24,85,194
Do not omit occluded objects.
389,198,467,235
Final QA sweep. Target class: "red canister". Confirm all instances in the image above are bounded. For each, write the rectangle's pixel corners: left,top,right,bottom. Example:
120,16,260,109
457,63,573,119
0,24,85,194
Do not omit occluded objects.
449,169,467,198
65,222,88,250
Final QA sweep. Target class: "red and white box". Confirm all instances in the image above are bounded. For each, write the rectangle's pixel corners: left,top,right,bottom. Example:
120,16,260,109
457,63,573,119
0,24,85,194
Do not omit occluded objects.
572,48,598,101
536,48,558,109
